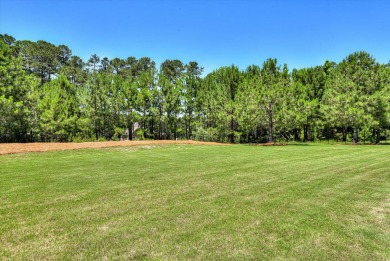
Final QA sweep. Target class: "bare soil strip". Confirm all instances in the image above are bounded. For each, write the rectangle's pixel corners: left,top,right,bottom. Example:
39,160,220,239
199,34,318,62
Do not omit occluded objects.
0,140,226,155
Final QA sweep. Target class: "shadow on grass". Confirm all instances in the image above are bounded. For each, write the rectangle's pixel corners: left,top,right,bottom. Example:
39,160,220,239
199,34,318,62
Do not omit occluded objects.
285,143,311,146
247,143,311,146
247,142,390,146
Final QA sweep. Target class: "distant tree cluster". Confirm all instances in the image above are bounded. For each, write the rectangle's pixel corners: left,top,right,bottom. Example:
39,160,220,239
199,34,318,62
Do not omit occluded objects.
1,34,389,143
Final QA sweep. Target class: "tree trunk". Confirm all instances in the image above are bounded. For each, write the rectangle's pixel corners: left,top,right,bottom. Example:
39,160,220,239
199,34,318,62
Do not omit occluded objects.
142,107,146,138
294,129,300,142
376,129,380,144
303,124,308,142
268,115,273,143
128,119,133,141
230,117,234,143
174,118,177,140
372,128,380,144
95,122,99,141
150,118,155,139
185,116,188,140
353,127,358,144
40,69,45,86
158,106,163,140
267,101,275,143
159,120,162,140
343,127,347,144
363,130,366,144
188,112,192,139
254,127,258,142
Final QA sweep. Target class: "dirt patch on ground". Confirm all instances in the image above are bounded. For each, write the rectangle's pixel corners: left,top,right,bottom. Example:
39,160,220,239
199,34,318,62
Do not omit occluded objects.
0,140,227,155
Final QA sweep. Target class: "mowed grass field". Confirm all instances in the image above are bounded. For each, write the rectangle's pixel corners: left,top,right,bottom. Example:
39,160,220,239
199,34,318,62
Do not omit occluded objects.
1,144,389,260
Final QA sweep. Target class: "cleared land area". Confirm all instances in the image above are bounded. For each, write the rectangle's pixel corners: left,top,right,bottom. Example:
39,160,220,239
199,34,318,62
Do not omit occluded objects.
1,144,389,260
0,140,225,155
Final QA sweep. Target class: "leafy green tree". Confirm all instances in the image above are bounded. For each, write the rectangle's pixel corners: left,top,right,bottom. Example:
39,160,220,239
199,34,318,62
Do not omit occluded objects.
158,59,185,139
160,59,185,82
289,66,326,141
88,54,100,72
57,44,72,66
60,55,86,85
119,76,141,140
375,63,390,141
0,39,39,142
17,40,61,85
236,65,262,142
135,66,157,138
2,34,390,144
322,52,380,143
37,75,79,141
0,34,18,56
110,57,126,75
183,61,203,139
258,58,289,142
100,57,111,72
0,34,16,46
81,70,114,140
201,65,243,142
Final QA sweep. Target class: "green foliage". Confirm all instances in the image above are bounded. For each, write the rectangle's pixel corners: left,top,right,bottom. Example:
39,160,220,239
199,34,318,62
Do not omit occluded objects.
201,65,243,142
1,34,390,143
321,52,383,143
134,128,145,140
38,75,79,141
0,39,39,142
245,58,290,142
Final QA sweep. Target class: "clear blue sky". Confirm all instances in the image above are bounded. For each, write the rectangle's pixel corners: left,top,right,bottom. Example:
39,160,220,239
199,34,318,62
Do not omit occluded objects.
1,0,389,75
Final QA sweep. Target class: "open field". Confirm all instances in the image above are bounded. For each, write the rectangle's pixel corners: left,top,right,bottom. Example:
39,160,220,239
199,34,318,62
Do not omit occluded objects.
0,140,226,155
1,144,389,260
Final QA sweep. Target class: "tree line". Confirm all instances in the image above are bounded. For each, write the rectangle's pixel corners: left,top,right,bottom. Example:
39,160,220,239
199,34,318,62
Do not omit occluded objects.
1,34,389,143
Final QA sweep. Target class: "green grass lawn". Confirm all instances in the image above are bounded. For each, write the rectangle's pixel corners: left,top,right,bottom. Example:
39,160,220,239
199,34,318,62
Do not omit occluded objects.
1,144,389,260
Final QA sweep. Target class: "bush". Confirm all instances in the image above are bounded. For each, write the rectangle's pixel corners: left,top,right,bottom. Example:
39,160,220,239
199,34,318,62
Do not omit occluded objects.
194,127,209,141
135,128,144,140
233,131,242,143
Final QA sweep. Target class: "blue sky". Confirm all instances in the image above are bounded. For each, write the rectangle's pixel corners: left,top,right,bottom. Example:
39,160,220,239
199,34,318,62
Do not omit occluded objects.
1,0,389,75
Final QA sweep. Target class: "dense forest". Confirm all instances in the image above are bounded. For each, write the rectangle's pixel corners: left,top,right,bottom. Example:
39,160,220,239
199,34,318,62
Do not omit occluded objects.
1,34,389,143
